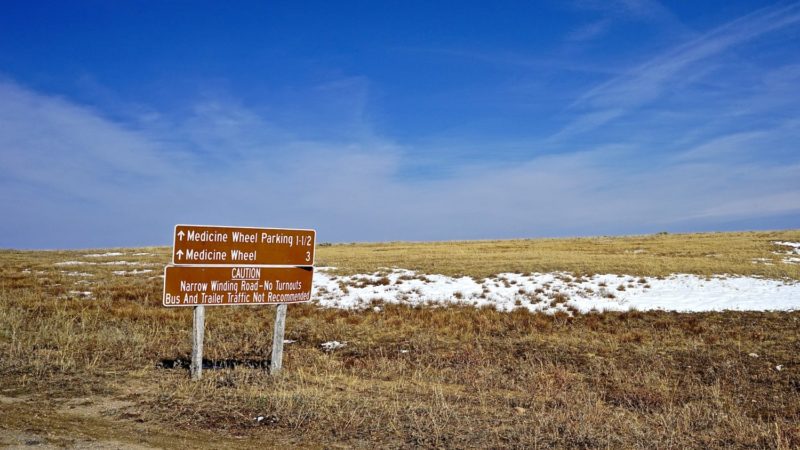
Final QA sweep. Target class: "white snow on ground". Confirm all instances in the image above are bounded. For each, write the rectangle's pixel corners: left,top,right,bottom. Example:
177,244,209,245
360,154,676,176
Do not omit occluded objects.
112,269,153,276
775,241,800,250
751,258,774,265
68,290,93,299
55,260,154,267
774,241,800,264
55,260,152,266
321,341,347,351
84,252,124,257
62,271,93,277
100,261,149,266
312,268,800,313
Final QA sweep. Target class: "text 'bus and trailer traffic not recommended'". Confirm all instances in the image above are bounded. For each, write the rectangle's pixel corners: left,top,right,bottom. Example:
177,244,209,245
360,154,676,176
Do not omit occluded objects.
163,266,314,307
172,224,316,266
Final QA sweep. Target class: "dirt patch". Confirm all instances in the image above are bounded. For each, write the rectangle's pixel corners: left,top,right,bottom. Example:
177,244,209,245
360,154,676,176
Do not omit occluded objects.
59,397,137,418
0,428,157,449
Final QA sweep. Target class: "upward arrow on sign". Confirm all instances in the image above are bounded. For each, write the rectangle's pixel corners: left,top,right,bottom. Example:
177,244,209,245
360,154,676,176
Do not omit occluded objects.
171,225,316,266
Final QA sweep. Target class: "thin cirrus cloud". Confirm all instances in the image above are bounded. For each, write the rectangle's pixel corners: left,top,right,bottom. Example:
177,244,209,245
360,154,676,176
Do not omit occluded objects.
1,74,798,249
554,1,800,141
565,0,686,42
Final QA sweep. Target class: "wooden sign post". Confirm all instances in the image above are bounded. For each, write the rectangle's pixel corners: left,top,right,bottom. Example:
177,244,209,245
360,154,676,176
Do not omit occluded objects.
270,304,288,374
163,224,315,379
191,305,205,380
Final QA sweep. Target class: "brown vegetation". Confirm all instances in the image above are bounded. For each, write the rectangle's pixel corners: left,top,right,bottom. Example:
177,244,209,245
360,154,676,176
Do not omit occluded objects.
318,230,800,279
1,231,799,448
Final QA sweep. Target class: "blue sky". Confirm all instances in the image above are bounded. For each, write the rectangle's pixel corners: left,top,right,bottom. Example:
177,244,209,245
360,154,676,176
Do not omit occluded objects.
1,1,799,248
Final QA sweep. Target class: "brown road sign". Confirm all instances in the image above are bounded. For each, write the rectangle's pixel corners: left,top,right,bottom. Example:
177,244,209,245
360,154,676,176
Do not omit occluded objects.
163,265,314,307
172,224,315,266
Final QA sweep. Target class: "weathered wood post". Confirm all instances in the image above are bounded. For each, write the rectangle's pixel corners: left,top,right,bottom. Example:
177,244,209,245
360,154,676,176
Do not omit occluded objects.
191,305,205,380
270,303,288,375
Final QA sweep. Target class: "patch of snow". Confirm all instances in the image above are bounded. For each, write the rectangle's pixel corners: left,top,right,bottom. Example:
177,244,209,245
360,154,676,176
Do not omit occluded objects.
59,260,152,267
112,269,153,276
748,353,759,358
321,341,346,351
775,365,784,371
100,261,147,266
62,271,93,277
283,339,296,344
84,252,124,257
132,252,155,256
68,290,93,299
311,268,800,313
773,241,800,264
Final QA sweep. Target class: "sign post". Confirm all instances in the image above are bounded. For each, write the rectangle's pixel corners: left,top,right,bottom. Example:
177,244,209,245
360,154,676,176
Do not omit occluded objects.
270,304,288,375
164,224,315,379
191,305,205,380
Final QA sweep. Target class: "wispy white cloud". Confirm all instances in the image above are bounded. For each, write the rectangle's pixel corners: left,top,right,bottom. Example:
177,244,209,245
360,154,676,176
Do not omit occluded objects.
1,77,798,248
565,0,687,41
554,2,800,140
565,19,613,42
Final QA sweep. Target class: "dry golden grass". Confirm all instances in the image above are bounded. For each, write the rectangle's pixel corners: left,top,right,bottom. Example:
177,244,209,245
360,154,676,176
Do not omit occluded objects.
317,229,800,279
1,231,799,448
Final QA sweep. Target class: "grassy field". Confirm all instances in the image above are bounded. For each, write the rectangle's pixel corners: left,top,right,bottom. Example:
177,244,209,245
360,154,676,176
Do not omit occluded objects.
1,230,799,448
318,229,800,279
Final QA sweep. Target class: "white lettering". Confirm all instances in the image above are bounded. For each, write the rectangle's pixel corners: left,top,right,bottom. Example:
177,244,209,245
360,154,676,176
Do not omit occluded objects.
276,279,302,291
185,249,227,261
260,232,293,247
180,280,208,292
230,249,256,261
186,229,228,243
231,231,257,243
231,267,261,279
